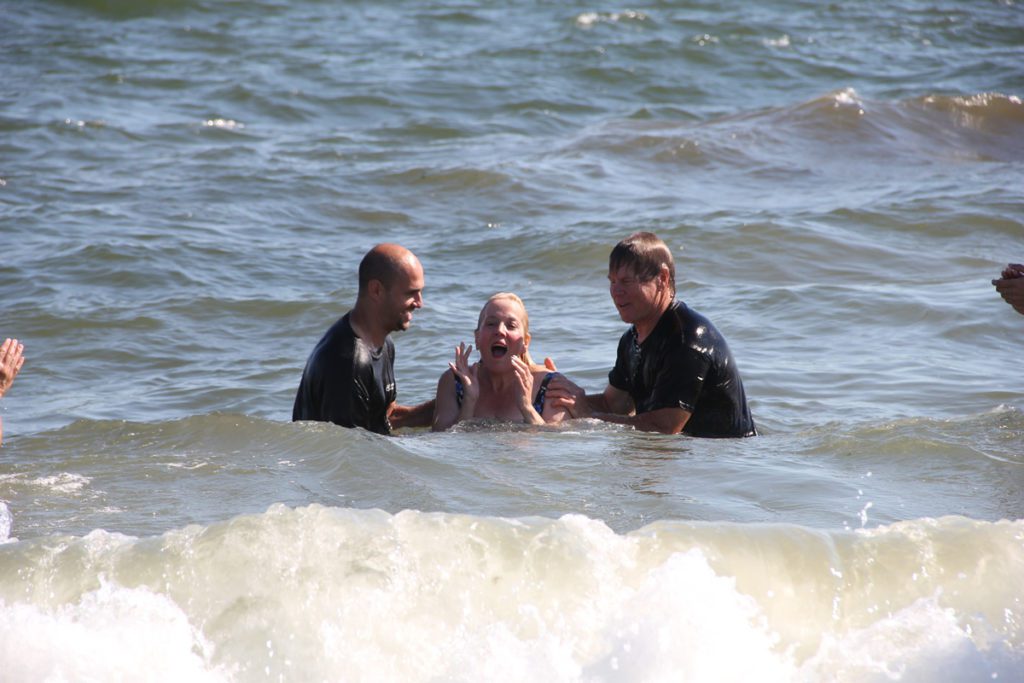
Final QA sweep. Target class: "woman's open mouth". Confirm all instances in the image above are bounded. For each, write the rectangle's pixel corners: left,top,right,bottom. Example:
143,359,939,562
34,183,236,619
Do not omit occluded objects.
491,344,508,358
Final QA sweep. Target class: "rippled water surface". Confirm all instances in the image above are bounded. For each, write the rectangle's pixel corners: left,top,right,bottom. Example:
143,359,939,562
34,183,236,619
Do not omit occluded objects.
1,0,1023,680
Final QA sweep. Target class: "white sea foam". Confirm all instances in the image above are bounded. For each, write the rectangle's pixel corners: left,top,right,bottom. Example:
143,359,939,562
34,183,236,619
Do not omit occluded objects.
581,550,796,682
203,118,244,129
575,10,647,27
2,508,1019,682
0,472,91,494
799,595,1022,682
33,473,91,494
0,580,228,683
167,460,210,470
832,87,866,115
0,501,12,544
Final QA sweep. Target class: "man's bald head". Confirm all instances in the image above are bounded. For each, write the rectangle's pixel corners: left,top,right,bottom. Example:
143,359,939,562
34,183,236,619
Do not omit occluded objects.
358,243,421,295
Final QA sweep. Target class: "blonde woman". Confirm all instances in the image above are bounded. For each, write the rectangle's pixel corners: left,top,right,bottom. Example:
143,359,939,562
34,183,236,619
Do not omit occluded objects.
432,293,567,431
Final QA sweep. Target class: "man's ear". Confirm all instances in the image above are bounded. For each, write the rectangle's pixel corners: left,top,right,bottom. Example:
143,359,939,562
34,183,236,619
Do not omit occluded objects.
658,264,671,289
367,279,385,300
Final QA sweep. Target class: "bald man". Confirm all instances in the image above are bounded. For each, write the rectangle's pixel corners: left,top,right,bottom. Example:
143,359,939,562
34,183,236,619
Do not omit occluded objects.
293,244,435,434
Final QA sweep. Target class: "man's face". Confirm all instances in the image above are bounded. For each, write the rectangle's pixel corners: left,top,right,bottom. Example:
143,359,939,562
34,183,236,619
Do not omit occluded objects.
608,264,662,325
384,259,425,333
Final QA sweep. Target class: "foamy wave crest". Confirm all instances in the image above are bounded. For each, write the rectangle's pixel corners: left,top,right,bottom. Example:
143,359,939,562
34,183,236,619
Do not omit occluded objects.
779,88,1024,162
203,118,244,130
0,508,1020,682
918,92,1024,133
0,472,91,494
567,88,1024,169
575,10,649,28
802,594,1022,682
0,579,227,682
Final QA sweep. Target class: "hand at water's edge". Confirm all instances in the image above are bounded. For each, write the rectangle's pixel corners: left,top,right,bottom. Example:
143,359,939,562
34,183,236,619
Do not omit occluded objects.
544,373,593,419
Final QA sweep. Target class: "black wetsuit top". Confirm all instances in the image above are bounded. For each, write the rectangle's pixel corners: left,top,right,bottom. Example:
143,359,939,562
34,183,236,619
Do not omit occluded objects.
608,301,756,438
292,313,397,435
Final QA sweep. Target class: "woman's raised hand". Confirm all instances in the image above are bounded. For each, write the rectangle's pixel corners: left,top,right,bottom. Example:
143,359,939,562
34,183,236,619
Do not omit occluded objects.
511,355,544,425
449,342,479,404
0,338,25,399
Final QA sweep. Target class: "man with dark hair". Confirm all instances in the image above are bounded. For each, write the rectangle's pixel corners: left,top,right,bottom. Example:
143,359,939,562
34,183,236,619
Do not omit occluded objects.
548,232,756,437
293,244,434,434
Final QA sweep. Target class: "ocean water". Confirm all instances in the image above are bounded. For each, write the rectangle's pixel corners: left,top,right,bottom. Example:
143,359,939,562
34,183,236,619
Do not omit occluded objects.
1,0,1023,680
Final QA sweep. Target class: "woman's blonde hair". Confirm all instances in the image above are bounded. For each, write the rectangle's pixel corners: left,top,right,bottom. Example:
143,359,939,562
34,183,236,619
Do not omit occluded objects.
476,292,538,368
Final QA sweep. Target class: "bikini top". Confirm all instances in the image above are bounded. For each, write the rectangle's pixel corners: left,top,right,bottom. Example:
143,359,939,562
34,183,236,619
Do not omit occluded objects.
454,372,558,415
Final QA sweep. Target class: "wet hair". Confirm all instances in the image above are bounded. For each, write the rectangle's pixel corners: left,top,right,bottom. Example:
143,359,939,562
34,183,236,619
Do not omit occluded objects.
476,292,537,368
358,246,407,294
608,231,676,297
476,292,529,332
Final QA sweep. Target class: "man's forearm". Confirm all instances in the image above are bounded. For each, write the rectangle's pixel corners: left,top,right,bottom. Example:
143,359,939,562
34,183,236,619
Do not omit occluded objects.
591,407,690,435
389,399,437,429
586,393,611,413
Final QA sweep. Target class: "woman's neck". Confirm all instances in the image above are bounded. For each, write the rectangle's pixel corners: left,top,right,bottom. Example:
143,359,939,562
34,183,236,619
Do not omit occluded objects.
479,365,516,395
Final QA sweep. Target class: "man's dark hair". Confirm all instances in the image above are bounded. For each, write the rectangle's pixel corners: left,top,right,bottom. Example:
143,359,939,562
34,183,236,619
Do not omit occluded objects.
609,232,676,296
